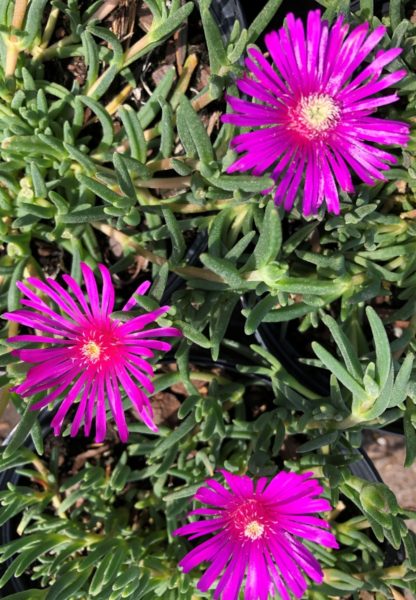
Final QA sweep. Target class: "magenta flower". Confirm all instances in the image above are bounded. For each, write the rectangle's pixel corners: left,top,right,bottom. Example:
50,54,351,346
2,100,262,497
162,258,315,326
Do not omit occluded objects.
4,263,181,442
174,469,338,600
223,10,410,215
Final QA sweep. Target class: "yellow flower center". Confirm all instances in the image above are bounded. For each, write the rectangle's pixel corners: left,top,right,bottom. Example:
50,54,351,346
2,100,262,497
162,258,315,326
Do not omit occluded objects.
300,94,339,131
290,93,340,140
81,341,101,363
244,520,265,540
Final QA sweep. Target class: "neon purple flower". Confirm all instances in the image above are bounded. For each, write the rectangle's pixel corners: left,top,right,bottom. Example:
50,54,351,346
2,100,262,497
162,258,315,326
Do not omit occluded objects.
223,10,410,215
174,469,338,600
4,263,181,442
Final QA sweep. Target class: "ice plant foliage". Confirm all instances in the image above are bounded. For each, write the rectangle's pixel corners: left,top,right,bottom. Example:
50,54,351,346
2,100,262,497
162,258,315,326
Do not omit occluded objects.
223,10,410,215
3,263,181,442
174,470,338,600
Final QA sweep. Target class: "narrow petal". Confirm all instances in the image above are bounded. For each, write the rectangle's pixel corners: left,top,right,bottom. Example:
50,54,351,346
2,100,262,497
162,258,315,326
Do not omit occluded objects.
126,340,171,352
62,273,93,319
81,263,100,318
178,534,228,572
265,551,292,600
245,545,271,600
16,356,74,394
29,374,76,410
99,264,115,316
122,280,151,312
116,366,158,432
237,76,282,107
3,310,77,338
212,549,246,600
106,370,128,442
246,48,287,95
288,537,326,582
119,306,170,335
125,353,154,376
50,372,89,434
13,346,69,364
95,376,107,442
197,542,232,591
125,361,155,394
7,335,71,345
23,278,80,323
267,535,308,597
19,299,77,331
84,379,98,437
70,380,93,437
127,326,181,339
45,277,88,322
221,470,253,497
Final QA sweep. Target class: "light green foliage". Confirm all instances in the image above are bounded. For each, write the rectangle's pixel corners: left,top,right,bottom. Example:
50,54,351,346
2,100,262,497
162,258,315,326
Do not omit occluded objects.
1,0,416,598
1,366,416,599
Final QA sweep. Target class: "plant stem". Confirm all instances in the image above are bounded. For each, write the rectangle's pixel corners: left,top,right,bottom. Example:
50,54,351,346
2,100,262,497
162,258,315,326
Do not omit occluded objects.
5,0,28,77
40,6,60,48
400,208,416,219
105,83,133,115
87,32,152,98
32,457,67,517
0,386,11,419
83,167,191,193
147,157,197,172
351,564,407,582
124,32,152,64
91,0,120,21
143,87,215,142
155,370,231,386
134,175,191,189
329,500,346,520
91,222,223,282
191,88,214,112
93,223,335,290
7,321,19,338
165,202,225,213
32,33,77,61
391,589,406,600
170,53,198,109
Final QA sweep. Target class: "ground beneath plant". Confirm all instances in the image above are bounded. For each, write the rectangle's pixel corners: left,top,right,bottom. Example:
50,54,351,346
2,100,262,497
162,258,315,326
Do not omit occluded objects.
363,431,416,535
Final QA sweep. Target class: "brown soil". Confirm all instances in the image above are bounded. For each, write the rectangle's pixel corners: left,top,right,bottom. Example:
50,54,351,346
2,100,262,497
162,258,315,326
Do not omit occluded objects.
0,402,19,442
363,431,416,534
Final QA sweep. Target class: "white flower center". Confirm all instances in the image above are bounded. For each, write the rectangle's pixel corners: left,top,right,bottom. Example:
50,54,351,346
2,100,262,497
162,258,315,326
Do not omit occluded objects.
290,93,340,140
300,94,339,131
244,520,265,540
81,340,101,363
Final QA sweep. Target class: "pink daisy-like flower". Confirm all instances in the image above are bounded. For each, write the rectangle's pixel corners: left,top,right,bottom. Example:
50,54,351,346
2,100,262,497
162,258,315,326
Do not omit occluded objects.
3,263,181,442
174,469,338,600
223,10,410,215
